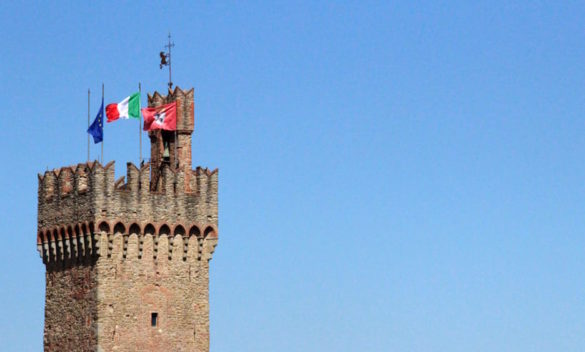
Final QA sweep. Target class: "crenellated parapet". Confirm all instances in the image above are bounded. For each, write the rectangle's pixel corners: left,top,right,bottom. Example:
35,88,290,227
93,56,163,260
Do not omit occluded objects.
38,160,219,267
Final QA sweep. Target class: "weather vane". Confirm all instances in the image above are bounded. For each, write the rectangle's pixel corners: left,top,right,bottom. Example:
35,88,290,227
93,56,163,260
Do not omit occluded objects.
160,33,175,89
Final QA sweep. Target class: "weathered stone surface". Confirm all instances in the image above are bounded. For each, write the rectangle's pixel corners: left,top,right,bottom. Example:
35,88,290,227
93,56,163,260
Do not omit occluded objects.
38,86,218,352
44,262,98,352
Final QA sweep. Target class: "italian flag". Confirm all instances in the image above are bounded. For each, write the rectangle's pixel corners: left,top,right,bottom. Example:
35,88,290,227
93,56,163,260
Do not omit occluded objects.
106,92,140,122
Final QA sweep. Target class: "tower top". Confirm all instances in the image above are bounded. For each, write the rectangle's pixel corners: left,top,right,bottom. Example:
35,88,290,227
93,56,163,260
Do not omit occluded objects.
146,86,195,191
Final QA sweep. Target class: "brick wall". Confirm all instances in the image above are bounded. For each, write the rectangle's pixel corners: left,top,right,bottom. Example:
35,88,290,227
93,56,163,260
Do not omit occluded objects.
44,262,98,352
95,233,212,352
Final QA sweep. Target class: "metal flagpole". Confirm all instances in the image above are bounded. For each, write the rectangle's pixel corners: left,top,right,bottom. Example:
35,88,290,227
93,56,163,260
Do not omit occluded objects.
101,83,104,164
139,82,142,165
87,89,90,162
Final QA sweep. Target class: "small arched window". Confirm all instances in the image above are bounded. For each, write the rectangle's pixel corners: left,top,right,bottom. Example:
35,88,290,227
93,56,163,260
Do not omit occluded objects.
113,222,126,235
189,225,201,238
129,223,141,235
159,224,171,236
144,224,156,236
99,222,110,234
174,225,186,237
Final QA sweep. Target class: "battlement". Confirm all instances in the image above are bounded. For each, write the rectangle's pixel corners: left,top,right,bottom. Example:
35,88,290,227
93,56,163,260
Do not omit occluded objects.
38,161,217,199
38,161,218,231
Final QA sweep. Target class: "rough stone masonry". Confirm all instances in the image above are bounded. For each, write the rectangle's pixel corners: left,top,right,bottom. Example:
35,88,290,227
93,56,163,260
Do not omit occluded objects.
37,87,218,352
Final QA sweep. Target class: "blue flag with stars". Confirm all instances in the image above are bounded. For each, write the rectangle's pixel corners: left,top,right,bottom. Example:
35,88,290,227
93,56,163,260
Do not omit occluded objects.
87,99,104,143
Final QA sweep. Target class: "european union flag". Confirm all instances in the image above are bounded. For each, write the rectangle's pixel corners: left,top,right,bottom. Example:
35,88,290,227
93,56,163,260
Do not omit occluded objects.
87,99,104,143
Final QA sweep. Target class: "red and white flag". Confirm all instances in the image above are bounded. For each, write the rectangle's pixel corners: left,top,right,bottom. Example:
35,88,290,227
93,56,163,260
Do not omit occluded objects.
142,102,177,131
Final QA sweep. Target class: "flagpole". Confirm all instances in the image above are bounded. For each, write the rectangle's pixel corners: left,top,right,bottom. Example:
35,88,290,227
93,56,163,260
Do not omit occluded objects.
139,82,142,165
101,83,104,164
87,89,90,162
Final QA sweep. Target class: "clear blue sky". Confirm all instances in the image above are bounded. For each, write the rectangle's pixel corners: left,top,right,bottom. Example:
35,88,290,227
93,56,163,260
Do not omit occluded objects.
1,1,584,351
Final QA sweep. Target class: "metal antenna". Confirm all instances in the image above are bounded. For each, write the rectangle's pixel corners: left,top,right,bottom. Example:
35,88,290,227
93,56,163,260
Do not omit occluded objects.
160,33,175,89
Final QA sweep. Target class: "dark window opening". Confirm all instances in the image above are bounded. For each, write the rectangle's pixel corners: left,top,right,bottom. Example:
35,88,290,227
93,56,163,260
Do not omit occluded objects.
151,312,158,327
162,131,173,164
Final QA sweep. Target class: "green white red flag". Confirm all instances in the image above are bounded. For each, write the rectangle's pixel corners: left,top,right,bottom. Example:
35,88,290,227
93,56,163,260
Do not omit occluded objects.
142,102,177,131
106,92,140,122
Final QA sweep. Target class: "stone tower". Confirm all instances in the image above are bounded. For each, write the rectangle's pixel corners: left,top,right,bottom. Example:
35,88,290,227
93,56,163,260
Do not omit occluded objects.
37,86,218,352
